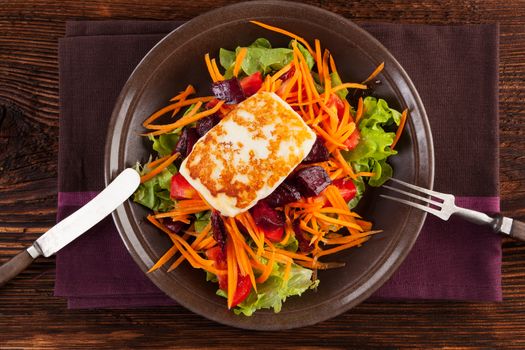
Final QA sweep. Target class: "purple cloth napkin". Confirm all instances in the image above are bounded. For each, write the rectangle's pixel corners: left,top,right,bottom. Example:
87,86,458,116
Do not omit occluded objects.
55,21,501,308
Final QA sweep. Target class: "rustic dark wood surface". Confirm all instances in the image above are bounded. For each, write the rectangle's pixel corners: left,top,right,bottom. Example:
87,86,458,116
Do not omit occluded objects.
0,0,524,348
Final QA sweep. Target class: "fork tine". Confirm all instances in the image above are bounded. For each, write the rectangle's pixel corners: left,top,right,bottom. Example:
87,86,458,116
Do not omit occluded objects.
389,178,443,199
380,194,443,218
382,184,443,207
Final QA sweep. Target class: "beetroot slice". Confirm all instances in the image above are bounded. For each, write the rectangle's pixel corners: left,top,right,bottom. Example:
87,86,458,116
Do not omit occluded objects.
264,182,301,208
211,211,227,251
173,127,189,156
196,114,221,137
185,127,199,156
211,78,245,104
250,201,284,231
292,220,313,253
162,219,188,234
302,137,329,164
174,127,199,158
292,166,332,197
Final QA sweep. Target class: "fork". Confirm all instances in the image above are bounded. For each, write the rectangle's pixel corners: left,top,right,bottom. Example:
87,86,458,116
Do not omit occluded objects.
380,178,525,241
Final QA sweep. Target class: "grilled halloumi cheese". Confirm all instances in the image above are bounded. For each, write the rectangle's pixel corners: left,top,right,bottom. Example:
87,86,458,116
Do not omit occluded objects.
179,91,316,217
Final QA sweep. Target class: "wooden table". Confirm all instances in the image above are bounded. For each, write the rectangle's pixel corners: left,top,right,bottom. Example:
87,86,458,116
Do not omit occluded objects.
1,1,524,348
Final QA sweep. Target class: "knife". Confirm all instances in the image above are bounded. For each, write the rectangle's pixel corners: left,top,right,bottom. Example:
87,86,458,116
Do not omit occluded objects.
0,168,141,287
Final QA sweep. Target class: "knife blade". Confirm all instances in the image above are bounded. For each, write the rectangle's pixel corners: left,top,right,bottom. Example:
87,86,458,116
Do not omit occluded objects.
0,168,140,287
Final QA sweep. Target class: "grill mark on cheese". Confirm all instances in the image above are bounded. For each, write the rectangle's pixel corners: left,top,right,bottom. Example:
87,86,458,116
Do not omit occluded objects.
180,92,316,216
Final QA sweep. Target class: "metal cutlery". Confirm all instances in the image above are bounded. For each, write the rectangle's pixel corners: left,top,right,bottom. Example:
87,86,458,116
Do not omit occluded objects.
381,178,525,241
0,168,140,287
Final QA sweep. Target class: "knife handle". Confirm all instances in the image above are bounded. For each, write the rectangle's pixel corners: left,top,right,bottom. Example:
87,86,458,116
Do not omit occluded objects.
510,220,525,242
0,249,36,287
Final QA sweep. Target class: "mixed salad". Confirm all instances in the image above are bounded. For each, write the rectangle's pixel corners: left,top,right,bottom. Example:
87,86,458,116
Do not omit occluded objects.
133,21,407,316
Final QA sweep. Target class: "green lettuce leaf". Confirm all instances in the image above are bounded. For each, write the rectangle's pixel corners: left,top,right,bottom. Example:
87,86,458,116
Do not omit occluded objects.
250,38,272,48
240,47,293,76
194,210,211,232
132,163,176,212
148,128,182,157
219,48,236,71
220,38,314,78
232,263,318,316
343,96,401,187
291,41,314,70
275,235,299,252
348,177,366,209
330,72,348,99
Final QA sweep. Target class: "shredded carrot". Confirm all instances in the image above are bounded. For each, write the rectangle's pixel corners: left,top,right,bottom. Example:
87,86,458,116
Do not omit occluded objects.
330,82,368,93
264,74,272,91
355,172,375,178
280,70,300,101
281,220,293,247
193,223,212,246
158,207,209,217
336,123,356,143
314,39,323,81
391,109,408,149
226,217,257,291
316,237,370,258
270,63,292,82
294,43,320,100
299,220,318,236
147,216,226,275
312,125,347,149
282,260,292,281
355,97,364,124
319,207,361,217
169,84,196,102
226,240,238,309
194,235,216,251
233,47,248,77
146,101,202,130
152,213,191,223
274,248,314,262
272,79,283,92
322,230,381,245
296,260,345,270
256,248,275,284
146,155,169,169
204,53,217,82
236,213,264,256
145,100,224,135
140,152,179,183
335,101,352,139
322,50,331,104
329,168,344,180
289,97,324,107
312,212,363,231
250,20,314,54
329,54,338,75
143,96,215,128
356,219,373,232
363,62,385,84
167,254,186,272
211,58,224,81
333,149,356,179
262,250,292,265
148,245,178,272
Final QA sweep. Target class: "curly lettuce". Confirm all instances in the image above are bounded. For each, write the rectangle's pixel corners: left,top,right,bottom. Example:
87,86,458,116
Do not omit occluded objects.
220,38,314,78
132,164,175,212
344,96,402,187
227,262,318,316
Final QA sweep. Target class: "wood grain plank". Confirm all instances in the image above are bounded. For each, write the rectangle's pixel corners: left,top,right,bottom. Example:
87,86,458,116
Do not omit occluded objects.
0,0,524,348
